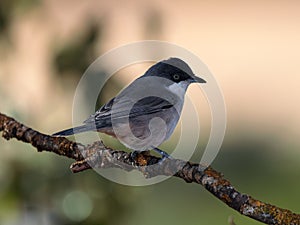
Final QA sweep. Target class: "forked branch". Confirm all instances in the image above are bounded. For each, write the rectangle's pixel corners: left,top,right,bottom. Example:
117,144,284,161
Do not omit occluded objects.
0,113,299,225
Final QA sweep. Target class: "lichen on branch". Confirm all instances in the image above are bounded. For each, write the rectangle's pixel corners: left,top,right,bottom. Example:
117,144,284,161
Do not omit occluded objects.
0,112,299,225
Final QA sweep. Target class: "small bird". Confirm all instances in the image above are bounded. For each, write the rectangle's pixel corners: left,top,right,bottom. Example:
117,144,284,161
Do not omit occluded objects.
53,58,206,156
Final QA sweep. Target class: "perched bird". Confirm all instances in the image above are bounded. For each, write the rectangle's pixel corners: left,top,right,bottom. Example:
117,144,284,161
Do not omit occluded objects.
53,58,206,156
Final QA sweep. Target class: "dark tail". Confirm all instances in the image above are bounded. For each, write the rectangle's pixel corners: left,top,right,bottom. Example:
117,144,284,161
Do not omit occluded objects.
52,125,92,136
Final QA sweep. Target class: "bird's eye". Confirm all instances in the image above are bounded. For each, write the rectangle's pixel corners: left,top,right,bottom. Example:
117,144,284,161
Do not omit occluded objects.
173,74,180,80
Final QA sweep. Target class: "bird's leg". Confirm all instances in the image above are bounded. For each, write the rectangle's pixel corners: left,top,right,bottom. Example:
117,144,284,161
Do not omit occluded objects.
151,147,172,159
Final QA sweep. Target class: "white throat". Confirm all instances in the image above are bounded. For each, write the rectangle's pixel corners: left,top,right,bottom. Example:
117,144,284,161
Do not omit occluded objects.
167,81,189,100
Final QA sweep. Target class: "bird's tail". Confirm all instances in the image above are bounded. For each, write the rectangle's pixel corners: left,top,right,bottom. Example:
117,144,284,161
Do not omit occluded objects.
52,125,92,136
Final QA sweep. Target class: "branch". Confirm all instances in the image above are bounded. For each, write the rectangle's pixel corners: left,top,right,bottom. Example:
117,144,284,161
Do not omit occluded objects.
0,112,299,225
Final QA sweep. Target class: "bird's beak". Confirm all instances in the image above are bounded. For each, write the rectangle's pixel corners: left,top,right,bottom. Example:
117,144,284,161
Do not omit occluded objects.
190,74,206,83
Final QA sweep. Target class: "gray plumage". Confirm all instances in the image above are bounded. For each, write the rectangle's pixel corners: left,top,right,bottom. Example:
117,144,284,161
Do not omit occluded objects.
53,58,206,151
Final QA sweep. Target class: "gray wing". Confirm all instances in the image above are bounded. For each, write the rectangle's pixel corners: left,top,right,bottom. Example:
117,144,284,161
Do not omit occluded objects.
83,96,175,128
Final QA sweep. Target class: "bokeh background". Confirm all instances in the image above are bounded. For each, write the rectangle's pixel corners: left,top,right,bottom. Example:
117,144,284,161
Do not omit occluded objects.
1,0,300,224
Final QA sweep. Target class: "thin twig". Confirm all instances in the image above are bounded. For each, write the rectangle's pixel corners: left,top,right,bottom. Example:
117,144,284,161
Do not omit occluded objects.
0,112,299,225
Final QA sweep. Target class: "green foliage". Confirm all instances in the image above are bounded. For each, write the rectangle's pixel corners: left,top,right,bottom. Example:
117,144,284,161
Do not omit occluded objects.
0,0,40,36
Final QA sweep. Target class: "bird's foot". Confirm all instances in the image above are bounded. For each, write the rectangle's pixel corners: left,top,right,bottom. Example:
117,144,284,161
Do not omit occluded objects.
151,147,172,164
130,148,171,166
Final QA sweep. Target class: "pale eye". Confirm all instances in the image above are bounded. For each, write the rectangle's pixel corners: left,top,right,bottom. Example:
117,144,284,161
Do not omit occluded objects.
173,74,180,80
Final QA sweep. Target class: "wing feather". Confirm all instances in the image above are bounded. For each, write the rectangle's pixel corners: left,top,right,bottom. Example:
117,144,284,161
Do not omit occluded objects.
83,96,175,127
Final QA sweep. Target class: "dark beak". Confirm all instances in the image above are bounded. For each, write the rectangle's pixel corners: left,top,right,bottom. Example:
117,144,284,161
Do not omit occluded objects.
190,74,206,83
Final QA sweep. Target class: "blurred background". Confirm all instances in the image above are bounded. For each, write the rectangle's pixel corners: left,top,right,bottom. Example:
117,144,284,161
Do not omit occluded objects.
1,0,300,224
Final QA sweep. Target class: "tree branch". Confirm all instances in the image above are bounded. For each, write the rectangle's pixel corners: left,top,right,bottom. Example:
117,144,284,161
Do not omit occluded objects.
0,112,299,225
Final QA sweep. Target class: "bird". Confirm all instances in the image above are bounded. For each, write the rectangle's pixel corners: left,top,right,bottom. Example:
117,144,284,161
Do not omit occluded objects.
53,57,206,157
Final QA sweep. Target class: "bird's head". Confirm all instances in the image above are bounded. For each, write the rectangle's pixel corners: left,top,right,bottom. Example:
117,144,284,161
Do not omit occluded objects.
144,57,206,86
